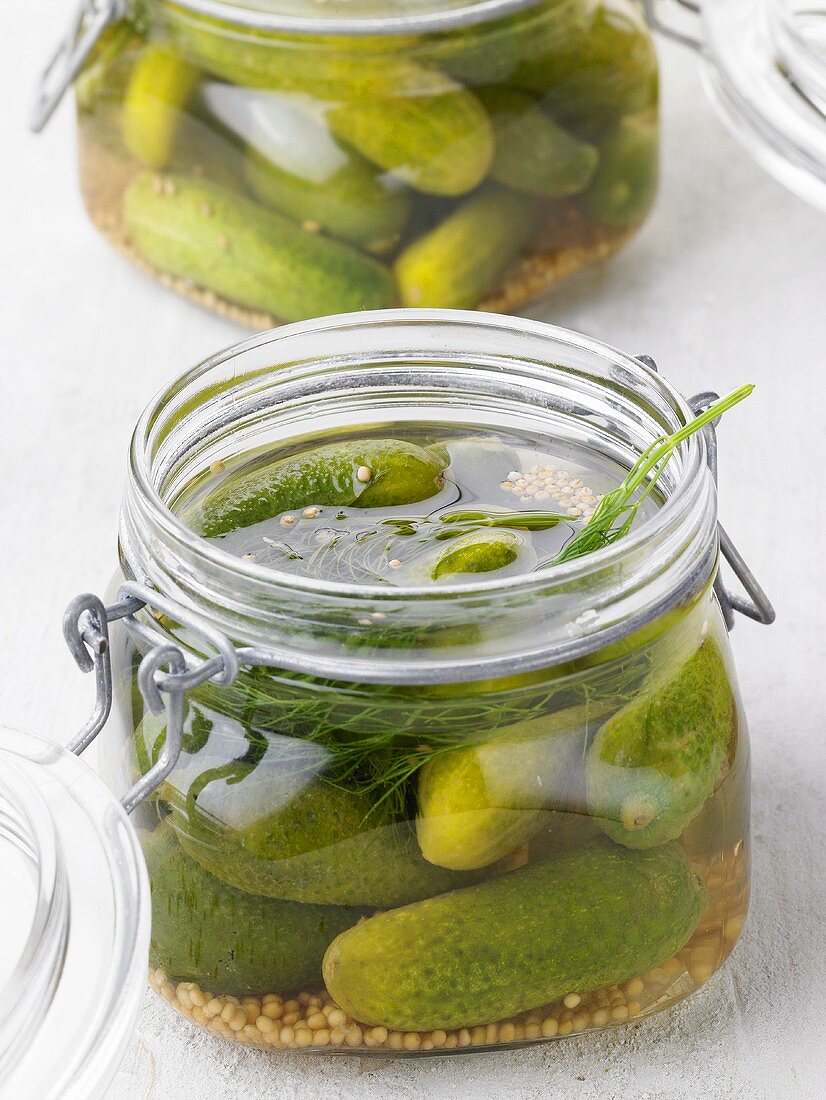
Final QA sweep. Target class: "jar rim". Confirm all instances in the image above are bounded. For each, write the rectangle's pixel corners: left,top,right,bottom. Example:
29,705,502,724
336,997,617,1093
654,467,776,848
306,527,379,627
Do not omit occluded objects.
119,311,719,680
162,0,549,37
127,309,711,603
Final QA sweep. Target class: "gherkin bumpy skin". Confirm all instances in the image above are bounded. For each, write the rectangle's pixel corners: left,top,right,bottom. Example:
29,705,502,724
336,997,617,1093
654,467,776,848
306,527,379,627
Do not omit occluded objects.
323,842,706,1031
586,638,736,849
122,46,200,168
431,529,521,579
144,823,363,996
198,438,448,536
416,706,592,870
123,174,396,321
172,778,477,908
394,188,540,309
244,143,410,252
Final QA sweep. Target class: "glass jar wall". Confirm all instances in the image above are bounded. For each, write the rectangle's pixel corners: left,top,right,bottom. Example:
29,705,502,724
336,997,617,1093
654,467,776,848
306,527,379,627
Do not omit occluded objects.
75,0,658,326
100,312,748,1055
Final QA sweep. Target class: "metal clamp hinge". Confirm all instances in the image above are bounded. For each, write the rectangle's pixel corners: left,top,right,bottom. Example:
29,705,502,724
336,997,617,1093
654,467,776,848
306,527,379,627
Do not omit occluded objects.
688,391,775,630
31,0,127,133
642,0,703,52
62,581,240,814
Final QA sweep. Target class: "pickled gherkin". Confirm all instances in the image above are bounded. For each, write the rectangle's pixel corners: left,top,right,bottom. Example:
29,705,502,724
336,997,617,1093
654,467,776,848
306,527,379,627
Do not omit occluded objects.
76,0,660,323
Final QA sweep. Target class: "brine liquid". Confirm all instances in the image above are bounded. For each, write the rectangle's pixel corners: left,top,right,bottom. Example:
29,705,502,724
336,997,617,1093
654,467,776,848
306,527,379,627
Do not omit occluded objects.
184,428,660,585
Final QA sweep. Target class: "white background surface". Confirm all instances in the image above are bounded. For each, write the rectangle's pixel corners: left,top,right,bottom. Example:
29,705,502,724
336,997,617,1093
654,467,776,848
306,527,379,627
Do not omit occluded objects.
3,5,826,1098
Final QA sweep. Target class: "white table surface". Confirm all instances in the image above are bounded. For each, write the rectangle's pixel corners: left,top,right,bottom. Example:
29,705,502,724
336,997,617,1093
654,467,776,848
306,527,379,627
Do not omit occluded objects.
3,6,826,1098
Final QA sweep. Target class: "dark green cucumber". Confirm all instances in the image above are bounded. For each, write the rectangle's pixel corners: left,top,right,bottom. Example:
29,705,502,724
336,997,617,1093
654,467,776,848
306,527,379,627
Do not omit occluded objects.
199,438,448,536
512,2,658,134
586,638,736,848
173,778,477,908
481,88,598,198
416,705,592,869
394,188,540,308
144,823,362,995
244,142,410,252
123,173,396,320
323,842,705,1030
578,113,659,227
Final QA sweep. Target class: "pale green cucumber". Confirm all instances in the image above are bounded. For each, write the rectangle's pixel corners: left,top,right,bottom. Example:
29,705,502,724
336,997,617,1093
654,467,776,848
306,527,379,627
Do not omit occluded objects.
394,188,540,308
199,437,448,536
578,113,659,227
122,46,200,168
123,173,396,320
431,529,521,579
244,143,410,252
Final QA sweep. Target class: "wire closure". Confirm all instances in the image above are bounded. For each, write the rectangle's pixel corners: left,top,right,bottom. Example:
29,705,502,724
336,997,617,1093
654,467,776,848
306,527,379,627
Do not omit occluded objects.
687,392,776,629
642,0,703,52
62,583,241,814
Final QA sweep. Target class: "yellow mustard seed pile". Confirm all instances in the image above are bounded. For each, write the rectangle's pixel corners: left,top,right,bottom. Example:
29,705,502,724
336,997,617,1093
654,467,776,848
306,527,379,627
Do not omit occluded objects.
150,845,748,1054
500,463,604,522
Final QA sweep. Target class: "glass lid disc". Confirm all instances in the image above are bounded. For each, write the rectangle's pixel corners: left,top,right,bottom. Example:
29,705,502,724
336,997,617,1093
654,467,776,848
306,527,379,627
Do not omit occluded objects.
0,727,150,1100
164,0,546,35
701,0,826,211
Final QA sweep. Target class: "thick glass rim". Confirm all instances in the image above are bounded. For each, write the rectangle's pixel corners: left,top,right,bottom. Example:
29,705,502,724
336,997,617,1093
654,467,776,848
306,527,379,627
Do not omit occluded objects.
127,309,711,603
162,0,548,36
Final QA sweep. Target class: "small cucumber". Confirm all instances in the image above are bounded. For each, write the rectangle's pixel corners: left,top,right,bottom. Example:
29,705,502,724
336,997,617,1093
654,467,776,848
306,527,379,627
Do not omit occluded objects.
416,706,591,870
199,438,448,536
431,529,521,579
144,823,362,995
394,188,540,308
586,638,735,848
578,113,658,227
327,78,494,197
173,778,477,908
122,46,200,168
123,173,396,321
481,88,598,198
323,842,705,1031
244,142,410,252
512,2,658,134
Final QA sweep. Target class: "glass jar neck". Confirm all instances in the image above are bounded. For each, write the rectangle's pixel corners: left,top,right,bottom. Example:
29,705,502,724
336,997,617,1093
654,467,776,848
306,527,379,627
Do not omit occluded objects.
156,0,553,36
120,311,718,684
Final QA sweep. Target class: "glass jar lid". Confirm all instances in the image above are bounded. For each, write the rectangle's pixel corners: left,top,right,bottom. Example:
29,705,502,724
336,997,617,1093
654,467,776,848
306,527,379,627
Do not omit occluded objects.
647,0,826,211
0,726,150,1099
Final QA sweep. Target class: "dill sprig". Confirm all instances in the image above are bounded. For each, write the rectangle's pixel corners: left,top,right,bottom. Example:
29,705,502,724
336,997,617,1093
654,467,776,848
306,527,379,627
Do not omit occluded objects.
552,385,754,566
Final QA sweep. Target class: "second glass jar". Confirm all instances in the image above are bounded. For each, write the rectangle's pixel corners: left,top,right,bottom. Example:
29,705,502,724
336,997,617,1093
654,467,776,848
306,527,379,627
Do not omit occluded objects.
76,0,658,325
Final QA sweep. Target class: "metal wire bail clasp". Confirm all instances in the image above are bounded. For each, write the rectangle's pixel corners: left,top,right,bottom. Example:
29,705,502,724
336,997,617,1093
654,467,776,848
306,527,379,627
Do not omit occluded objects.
63,581,243,814
642,0,703,52
687,391,776,630
31,0,127,133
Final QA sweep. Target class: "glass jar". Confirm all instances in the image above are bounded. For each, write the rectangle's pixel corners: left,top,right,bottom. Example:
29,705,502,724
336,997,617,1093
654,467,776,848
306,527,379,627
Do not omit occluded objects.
65,309,773,1055
0,725,150,1098
33,0,659,324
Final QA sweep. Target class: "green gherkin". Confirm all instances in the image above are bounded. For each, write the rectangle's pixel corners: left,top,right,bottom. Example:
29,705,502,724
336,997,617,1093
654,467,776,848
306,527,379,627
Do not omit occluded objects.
586,638,736,849
173,777,477,908
198,438,448,537
323,842,705,1031
124,173,396,321
144,823,363,996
